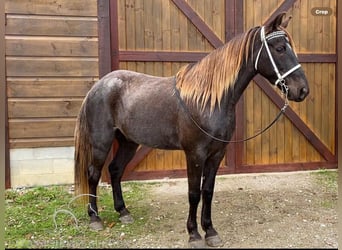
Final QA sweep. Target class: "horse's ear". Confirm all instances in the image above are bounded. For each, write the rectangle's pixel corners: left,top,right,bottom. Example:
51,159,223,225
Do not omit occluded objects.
281,15,292,28
266,12,291,32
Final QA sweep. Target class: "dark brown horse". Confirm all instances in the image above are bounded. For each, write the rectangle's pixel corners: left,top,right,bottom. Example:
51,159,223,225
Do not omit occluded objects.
74,13,309,247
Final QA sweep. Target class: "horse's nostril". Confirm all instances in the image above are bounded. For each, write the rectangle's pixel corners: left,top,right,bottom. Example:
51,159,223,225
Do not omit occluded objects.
300,87,309,99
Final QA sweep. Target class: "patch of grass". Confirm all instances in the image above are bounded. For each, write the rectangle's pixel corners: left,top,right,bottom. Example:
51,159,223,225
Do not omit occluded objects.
311,169,338,192
5,182,154,248
311,169,337,209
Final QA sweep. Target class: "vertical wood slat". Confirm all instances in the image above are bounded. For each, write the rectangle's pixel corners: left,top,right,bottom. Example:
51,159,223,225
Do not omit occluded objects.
98,0,111,78
110,0,120,71
2,0,10,188
225,0,244,169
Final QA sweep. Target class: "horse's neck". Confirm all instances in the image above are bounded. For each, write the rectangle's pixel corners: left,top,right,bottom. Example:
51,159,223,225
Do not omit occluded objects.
226,63,257,106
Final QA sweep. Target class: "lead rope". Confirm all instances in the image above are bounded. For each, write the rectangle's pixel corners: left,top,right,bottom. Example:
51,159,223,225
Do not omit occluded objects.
174,86,288,143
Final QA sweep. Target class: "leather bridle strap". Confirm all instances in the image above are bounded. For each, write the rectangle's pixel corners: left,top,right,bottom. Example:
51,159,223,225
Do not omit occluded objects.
254,26,301,93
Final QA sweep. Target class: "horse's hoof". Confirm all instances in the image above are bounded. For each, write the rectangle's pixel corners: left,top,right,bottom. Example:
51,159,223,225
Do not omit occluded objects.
89,221,104,231
119,214,134,224
205,235,223,247
189,239,206,248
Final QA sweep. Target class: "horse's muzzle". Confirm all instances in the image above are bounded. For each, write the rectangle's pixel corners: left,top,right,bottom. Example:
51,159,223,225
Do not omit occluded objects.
290,86,309,102
297,86,309,102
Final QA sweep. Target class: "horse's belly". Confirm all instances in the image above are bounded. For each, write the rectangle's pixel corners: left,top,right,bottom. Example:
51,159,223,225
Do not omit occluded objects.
115,115,181,150
119,125,181,149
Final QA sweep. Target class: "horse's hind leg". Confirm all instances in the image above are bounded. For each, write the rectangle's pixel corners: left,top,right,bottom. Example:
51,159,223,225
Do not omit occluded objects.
87,161,104,230
88,130,115,230
108,131,138,224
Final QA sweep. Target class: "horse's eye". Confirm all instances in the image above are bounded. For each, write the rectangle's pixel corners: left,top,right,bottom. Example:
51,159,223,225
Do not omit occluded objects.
276,46,286,53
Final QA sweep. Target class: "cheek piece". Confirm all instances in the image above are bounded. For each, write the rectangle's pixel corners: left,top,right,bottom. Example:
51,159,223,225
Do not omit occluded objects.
254,26,302,96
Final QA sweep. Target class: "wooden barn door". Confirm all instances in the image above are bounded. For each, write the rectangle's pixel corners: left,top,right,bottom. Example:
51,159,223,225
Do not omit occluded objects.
100,0,337,181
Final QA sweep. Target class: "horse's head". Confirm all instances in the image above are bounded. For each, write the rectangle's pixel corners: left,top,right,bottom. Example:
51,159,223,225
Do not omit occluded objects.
254,12,309,102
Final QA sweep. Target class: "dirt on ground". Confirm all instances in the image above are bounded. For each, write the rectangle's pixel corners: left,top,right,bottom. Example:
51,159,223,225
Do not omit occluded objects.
121,170,338,248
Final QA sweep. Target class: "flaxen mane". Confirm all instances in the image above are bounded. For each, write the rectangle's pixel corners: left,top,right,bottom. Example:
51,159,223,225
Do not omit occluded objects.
175,26,296,112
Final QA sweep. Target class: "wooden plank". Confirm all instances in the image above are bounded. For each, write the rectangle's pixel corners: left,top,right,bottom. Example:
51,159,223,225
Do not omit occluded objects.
171,0,223,48
110,0,120,70
2,0,10,188
261,87,270,164
7,78,95,98
328,64,336,152
245,84,255,165
125,0,136,50
8,98,83,118
305,63,316,161
291,116,301,162
6,57,98,77
153,0,163,51
144,0,154,50
298,64,308,161
153,0,163,77
253,83,262,164
6,15,98,37
162,0,172,76
284,116,293,162
212,0,224,42
229,161,337,175
10,137,74,148
267,102,279,164
226,0,239,41
6,36,98,57
313,63,323,155
119,51,207,62
5,0,98,16
118,51,337,62
320,63,329,149
97,0,112,78
135,0,145,50
123,161,337,181
298,54,336,63
9,118,76,138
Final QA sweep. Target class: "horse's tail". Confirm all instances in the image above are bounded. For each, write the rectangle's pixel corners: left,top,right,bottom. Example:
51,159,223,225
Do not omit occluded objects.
74,97,92,202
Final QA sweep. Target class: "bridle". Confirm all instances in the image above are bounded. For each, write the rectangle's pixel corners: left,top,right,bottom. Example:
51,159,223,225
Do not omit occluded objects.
254,26,302,96
175,26,302,143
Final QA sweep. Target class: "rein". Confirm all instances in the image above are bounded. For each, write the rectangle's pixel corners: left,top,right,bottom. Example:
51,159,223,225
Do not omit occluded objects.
174,85,288,143
174,26,302,144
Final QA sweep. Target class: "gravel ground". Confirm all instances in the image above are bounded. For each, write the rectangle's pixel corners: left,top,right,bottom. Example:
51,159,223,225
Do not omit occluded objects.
122,170,338,248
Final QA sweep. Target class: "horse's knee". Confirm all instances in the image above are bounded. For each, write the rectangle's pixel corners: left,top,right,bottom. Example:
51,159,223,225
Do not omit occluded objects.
188,190,201,205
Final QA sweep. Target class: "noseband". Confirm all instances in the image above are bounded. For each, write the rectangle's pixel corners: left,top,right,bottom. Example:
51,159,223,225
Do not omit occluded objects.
254,26,302,95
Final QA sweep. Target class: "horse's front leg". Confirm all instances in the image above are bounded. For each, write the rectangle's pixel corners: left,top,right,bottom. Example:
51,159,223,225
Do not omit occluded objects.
185,153,205,248
201,150,225,247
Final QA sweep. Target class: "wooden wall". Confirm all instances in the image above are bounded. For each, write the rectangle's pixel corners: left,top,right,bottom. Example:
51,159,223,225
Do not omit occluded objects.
5,0,99,148
242,0,336,166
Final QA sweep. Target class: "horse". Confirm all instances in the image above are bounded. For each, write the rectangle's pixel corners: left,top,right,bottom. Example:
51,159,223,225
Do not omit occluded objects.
74,12,309,247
